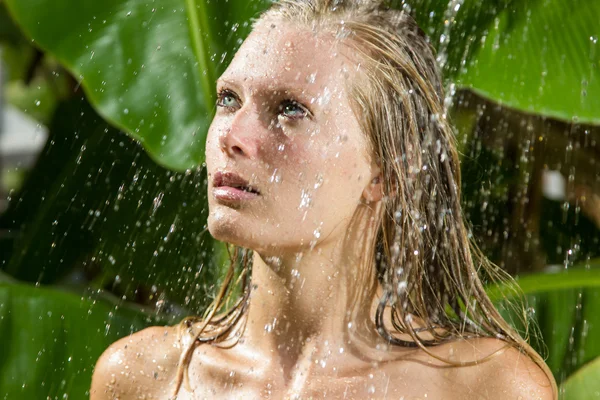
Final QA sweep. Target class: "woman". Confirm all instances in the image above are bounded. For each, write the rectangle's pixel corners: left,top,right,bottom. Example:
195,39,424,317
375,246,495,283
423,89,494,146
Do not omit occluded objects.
91,0,557,398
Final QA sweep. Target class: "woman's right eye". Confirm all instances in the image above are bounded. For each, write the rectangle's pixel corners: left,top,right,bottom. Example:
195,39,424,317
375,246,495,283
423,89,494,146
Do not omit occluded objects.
216,90,240,110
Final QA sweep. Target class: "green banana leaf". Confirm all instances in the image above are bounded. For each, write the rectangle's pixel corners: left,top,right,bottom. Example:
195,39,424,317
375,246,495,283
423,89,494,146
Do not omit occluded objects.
562,356,600,400
6,0,598,171
456,0,599,125
488,264,600,385
0,281,158,399
4,0,268,171
409,0,600,125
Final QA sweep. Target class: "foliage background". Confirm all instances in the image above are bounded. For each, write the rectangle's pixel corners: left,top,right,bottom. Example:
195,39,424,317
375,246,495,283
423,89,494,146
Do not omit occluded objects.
0,0,599,398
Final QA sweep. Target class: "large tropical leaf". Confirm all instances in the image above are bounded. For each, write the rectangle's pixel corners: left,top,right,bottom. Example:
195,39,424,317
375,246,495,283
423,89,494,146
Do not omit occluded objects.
4,0,268,171
562,356,600,400
0,282,158,398
458,0,600,124
488,264,600,385
410,0,600,124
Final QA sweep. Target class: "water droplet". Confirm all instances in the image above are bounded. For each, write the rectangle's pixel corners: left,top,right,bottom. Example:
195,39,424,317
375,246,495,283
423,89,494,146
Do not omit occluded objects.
394,210,402,221
270,168,281,183
397,281,407,293
313,174,324,189
299,189,312,209
317,86,332,106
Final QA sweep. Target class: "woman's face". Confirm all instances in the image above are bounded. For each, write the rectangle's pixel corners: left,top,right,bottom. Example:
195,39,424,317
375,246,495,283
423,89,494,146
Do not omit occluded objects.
205,20,379,256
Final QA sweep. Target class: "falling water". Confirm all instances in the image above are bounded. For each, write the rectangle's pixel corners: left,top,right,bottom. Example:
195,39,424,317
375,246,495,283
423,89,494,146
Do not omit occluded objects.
0,0,598,398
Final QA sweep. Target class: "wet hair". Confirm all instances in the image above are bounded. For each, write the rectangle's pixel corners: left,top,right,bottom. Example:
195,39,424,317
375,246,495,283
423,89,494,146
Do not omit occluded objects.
173,0,556,396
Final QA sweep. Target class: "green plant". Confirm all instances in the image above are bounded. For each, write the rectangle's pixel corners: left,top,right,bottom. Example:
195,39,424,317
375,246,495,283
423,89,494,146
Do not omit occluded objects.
1,0,598,397
487,262,600,397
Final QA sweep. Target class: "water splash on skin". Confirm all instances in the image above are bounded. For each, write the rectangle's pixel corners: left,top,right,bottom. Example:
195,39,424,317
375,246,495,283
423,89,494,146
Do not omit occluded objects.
313,173,324,189
316,86,332,107
309,222,324,250
299,189,312,210
213,209,224,222
265,255,283,272
270,168,281,184
264,317,277,333
289,268,301,289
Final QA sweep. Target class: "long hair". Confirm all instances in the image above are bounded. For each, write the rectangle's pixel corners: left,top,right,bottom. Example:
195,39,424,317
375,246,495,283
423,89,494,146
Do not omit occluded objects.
173,0,556,396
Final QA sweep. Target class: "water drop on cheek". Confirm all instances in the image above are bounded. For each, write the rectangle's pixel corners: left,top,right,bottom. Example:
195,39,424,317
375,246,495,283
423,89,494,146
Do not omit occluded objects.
213,210,224,221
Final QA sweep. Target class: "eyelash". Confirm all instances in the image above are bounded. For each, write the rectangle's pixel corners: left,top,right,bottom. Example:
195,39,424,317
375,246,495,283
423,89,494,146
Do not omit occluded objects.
216,89,310,121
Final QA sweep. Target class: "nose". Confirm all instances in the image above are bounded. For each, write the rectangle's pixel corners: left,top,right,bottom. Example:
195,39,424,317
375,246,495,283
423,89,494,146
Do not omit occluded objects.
218,106,261,160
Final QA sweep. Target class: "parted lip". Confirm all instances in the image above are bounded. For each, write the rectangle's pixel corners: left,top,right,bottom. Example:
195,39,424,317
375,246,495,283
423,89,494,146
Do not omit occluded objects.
213,171,260,194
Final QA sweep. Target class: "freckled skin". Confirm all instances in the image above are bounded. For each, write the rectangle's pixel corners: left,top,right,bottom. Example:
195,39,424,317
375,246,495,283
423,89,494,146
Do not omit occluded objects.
90,21,555,400
205,21,373,256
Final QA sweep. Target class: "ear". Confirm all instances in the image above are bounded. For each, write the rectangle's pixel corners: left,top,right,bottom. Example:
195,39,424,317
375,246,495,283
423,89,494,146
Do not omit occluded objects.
362,167,383,203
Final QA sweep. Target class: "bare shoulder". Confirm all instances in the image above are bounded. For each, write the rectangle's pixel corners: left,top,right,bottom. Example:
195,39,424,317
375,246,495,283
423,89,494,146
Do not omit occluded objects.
381,337,556,400
443,337,556,400
90,325,182,400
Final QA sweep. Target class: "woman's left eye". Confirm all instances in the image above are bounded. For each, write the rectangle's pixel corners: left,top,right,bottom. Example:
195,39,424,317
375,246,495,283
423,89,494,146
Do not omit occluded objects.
278,100,308,120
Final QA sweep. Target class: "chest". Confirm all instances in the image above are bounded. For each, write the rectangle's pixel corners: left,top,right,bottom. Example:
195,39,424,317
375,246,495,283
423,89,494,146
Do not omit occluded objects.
171,372,458,400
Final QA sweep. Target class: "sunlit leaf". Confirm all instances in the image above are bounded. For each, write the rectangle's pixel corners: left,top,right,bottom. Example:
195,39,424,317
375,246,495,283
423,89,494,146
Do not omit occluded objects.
487,267,600,301
487,263,600,382
460,0,599,124
561,356,600,400
410,0,600,124
4,0,268,171
0,282,156,399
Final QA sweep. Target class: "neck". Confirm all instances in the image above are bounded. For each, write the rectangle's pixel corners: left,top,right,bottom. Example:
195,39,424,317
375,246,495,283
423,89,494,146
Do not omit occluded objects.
240,203,383,379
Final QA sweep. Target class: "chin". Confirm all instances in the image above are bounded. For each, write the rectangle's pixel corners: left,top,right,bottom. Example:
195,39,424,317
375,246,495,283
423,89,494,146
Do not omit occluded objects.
207,209,253,248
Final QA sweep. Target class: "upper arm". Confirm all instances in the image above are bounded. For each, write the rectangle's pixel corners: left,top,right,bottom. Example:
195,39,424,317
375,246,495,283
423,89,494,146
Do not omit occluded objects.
90,326,181,400
90,340,126,400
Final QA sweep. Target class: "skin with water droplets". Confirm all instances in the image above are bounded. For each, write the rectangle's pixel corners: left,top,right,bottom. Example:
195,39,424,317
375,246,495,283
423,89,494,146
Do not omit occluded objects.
90,17,555,400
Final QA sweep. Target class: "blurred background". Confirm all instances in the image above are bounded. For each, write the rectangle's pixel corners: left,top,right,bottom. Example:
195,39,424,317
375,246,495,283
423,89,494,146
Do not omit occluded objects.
0,0,599,398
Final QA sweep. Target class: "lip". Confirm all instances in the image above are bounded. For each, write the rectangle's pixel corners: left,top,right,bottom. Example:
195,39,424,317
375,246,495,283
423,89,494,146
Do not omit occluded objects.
212,170,261,202
213,186,261,202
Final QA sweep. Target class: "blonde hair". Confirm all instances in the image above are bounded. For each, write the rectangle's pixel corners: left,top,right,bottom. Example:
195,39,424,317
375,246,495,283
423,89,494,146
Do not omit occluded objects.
173,0,557,396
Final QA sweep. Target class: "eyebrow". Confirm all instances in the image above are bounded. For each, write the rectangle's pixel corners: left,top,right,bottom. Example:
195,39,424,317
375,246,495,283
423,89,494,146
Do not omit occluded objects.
216,77,318,105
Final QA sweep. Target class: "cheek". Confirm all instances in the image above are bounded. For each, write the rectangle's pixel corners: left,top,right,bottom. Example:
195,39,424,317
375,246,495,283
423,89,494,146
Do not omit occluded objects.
291,134,365,187
322,138,366,179
205,122,226,162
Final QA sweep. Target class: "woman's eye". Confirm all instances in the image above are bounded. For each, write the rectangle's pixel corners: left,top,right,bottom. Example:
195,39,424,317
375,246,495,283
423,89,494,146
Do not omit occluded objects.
279,100,308,120
216,90,240,110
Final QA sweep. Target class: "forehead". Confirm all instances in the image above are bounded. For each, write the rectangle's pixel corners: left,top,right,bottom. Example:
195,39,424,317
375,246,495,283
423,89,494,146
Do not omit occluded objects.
219,21,357,94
